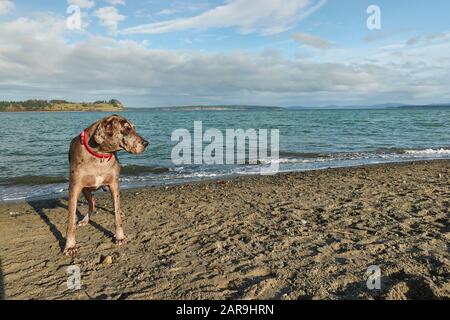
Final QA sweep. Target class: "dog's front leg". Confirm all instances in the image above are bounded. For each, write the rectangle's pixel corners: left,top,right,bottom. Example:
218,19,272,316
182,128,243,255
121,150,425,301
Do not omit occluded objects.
64,183,82,256
110,180,126,245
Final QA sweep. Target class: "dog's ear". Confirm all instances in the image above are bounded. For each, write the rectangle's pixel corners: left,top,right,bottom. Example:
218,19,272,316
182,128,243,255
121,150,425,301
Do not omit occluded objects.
93,120,107,145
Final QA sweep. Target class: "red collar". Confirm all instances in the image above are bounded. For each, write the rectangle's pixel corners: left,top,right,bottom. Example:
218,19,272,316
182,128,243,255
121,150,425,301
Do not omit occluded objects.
80,129,113,161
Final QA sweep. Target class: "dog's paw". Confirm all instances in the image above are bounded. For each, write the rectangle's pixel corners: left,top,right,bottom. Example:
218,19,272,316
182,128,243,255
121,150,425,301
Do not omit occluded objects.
115,238,127,246
63,246,78,257
77,216,90,227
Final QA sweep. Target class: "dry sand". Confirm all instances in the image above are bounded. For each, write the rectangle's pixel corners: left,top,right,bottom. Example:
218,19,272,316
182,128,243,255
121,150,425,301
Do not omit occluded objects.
0,161,449,300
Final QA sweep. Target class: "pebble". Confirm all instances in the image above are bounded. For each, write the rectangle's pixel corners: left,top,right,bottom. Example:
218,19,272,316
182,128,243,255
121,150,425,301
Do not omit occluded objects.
101,255,113,267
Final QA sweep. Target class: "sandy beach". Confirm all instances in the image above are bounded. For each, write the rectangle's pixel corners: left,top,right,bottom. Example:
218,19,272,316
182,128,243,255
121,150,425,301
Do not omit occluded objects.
0,160,448,300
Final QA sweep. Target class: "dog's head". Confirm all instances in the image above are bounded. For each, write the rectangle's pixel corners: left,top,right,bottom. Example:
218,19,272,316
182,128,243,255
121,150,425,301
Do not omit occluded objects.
93,115,149,154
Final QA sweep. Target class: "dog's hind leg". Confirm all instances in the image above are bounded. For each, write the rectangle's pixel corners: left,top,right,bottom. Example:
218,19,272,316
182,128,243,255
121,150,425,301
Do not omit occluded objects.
78,188,96,227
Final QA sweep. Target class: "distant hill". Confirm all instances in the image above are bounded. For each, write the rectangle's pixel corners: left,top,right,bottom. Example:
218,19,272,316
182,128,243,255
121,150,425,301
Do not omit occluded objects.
287,103,450,109
287,103,403,109
0,99,124,112
395,103,450,109
142,105,284,112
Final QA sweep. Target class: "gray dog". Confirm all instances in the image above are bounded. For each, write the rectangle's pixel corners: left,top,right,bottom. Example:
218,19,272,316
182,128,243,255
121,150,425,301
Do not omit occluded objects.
64,115,149,256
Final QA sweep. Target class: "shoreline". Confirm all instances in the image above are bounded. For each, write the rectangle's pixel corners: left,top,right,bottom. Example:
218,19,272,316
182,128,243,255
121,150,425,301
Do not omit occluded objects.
1,159,450,204
0,110,125,113
0,160,449,299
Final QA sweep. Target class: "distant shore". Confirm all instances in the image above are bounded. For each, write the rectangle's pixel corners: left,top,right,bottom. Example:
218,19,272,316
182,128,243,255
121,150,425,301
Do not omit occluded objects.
0,110,125,113
0,160,448,299
0,99,124,112
3,103,450,113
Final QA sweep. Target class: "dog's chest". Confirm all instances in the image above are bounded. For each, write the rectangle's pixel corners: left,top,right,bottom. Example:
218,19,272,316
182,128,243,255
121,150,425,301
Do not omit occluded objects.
82,174,114,188
94,176,103,188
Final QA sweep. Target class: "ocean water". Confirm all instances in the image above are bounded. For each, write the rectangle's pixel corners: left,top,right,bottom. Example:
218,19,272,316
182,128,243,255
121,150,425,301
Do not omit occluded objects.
1,107,450,202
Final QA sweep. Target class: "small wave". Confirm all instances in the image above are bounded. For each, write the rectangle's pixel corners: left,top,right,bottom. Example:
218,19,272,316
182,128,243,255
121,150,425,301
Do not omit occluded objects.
405,148,450,155
276,147,450,163
258,158,314,165
3,195,27,201
279,151,325,159
181,172,221,178
0,175,68,186
121,165,170,175
373,147,407,155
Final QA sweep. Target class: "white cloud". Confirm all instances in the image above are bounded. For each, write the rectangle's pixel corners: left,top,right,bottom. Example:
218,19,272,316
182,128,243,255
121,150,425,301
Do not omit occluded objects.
292,32,335,49
0,0,14,15
122,0,327,36
105,0,125,6
1,17,450,106
156,8,177,16
155,2,210,16
94,6,126,33
67,0,95,9
406,32,450,46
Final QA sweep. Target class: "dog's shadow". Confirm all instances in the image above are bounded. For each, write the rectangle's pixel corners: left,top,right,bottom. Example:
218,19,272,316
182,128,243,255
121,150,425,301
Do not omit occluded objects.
0,258,4,300
27,197,115,252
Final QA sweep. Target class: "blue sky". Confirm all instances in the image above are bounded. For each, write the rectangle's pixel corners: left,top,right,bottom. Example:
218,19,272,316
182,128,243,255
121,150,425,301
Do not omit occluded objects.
0,0,449,107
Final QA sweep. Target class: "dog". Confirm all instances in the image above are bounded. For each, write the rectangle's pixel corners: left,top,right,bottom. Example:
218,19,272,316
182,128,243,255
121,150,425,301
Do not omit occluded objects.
64,115,149,256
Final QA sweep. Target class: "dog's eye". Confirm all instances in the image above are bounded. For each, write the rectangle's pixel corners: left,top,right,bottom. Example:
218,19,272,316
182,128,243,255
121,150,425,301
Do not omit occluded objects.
123,127,131,135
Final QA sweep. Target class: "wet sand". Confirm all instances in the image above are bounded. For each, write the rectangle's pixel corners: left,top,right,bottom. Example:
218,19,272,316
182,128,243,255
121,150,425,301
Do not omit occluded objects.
0,161,449,300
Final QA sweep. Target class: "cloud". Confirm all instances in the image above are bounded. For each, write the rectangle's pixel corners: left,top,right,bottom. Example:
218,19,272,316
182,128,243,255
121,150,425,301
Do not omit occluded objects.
406,32,450,46
122,0,327,36
361,29,409,44
155,8,177,16
155,2,211,16
105,0,125,6
0,0,14,15
94,6,126,33
67,0,95,9
1,17,450,106
291,32,335,49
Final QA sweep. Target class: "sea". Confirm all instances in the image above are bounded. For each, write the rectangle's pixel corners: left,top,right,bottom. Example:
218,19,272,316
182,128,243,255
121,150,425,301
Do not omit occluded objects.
1,106,450,202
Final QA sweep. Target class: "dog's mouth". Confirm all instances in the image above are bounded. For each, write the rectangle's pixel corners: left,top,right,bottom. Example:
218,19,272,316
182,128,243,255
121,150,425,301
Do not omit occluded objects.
122,144,136,154
135,141,149,154
122,139,149,154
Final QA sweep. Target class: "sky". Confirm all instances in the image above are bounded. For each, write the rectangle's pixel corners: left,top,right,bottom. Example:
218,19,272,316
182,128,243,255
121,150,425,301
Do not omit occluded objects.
0,0,449,107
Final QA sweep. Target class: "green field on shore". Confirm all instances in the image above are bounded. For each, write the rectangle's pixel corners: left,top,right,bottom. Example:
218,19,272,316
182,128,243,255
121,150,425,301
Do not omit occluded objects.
0,99,124,112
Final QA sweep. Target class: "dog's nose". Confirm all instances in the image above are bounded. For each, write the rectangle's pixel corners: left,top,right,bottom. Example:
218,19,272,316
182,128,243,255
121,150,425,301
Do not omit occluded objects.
143,140,149,147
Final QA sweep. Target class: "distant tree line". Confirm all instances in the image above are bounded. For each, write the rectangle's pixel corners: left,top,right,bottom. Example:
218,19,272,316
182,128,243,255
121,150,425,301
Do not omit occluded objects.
0,99,123,111
0,100,52,111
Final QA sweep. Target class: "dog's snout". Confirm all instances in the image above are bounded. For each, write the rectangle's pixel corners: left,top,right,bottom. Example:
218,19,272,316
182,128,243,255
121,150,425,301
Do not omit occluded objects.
143,139,149,147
